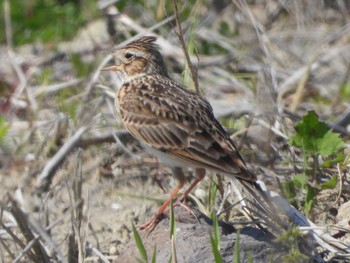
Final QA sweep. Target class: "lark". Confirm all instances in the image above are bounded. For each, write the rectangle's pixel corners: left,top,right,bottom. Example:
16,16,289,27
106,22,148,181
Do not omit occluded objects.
103,36,263,230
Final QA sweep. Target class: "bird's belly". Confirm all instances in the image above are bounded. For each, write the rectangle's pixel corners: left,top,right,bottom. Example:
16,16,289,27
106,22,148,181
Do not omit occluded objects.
143,144,201,170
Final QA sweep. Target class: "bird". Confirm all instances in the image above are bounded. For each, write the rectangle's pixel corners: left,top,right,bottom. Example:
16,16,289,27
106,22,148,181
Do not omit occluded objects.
102,36,274,230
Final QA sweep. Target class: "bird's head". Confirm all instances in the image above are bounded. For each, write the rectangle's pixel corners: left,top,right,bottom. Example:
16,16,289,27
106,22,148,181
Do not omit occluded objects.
102,36,169,82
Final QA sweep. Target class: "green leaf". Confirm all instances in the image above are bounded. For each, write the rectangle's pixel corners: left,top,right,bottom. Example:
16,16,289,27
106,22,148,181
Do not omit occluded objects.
209,182,218,214
304,184,317,214
212,212,220,250
290,111,344,157
281,179,298,207
247,250,253,263
0,116,9,142
209,211,222,263
131,222,147,263
321,175,338,189
340,81,350,99
233,230,240,263
292,174,309,189
318,130,345,156
322,152,345,168
210,233,223,263
151,246,157,263
282,179,297,198
169,200,175,239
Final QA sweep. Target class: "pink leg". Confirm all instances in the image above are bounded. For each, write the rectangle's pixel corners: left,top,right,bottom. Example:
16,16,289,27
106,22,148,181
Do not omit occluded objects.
177,168,205,203
139,167,186,230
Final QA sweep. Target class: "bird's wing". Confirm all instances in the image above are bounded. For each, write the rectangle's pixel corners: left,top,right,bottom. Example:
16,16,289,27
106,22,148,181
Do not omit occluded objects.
118,76,256,182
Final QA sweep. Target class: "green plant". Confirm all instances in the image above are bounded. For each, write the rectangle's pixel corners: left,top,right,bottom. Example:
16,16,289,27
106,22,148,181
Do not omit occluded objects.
3,0,99,45
208,181,218,215
0,116,9,143
131,223,148,263
169,201,177,263
55,85,80,121
290,111,344,175
275,227,308,263
210,211,223,263
340,81,350,100
130,203,178,263
70,53,95,78
285,110,345,213
233,230,240,263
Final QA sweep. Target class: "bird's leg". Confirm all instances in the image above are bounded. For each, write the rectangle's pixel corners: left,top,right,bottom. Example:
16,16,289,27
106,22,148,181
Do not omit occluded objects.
152,158,166,193
139,167,186,230
166,168,206,220
176,168,205,204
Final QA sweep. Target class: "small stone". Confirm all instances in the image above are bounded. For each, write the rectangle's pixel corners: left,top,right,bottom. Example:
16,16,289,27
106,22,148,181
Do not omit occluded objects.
109,244,118,256
194,188,206,201
337,200,350,221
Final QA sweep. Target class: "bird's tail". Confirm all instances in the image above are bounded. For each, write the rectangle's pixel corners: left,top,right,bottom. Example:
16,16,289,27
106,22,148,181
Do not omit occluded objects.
231,177,350,259
230,178,288,234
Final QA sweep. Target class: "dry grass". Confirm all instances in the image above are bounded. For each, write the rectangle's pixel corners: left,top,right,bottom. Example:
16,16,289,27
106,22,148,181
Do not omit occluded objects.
1,0,350,262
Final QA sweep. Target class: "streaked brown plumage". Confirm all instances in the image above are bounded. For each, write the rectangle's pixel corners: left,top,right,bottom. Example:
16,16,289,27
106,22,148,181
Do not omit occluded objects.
104,36,259,229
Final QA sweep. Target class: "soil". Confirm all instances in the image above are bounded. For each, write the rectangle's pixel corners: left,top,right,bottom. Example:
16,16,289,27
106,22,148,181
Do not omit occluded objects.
1,1,350,262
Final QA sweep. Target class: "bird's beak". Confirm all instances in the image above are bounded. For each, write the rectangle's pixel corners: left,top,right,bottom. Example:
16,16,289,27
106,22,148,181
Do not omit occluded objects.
101,55,123,72
100,65,120,71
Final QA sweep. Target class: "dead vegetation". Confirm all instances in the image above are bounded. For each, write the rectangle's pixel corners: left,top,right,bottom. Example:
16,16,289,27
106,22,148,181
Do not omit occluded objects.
1,0,350,262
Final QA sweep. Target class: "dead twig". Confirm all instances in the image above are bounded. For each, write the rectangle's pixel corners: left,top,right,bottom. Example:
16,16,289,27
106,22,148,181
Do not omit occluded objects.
332,163,344,207
7,50,37,112
289,65,310,112
0,236,16,260
3,194,70,263
171,0,199,93
3,0,12,48
0,221,36,261
86,242,111,263
27,215,68,263
7,194,50,262
31,78,83,97
68,149,86,263
37,125,90,190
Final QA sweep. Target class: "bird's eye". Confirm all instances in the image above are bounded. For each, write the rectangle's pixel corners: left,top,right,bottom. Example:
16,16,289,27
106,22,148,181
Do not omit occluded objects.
124,52,134,59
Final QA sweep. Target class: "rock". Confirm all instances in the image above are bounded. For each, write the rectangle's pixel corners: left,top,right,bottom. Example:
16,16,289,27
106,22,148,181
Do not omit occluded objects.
116,208,286,263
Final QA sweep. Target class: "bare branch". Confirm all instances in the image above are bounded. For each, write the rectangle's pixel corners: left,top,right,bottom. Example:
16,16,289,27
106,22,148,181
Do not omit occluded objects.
37,126,90,190
171,0,199,93
4,0,13,48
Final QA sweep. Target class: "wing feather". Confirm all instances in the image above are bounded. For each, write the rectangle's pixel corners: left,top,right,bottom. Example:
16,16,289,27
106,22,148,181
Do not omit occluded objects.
118,76,255,181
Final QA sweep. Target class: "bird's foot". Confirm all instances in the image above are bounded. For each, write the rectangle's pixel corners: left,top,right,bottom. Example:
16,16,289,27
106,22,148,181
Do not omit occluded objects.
139,200,199,231
172,198,199,222
139,212,165,231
